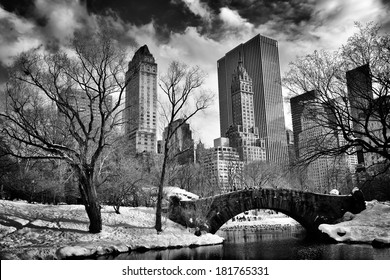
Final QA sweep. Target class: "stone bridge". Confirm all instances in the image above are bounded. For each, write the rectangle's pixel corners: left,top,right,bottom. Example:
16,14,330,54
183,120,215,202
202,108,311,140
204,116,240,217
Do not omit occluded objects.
168,188,366,235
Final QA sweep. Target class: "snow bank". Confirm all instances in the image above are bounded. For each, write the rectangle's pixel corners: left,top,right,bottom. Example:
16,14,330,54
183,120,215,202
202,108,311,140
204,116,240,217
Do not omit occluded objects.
319,200,390,244
0,200,223,260
163,186,199,201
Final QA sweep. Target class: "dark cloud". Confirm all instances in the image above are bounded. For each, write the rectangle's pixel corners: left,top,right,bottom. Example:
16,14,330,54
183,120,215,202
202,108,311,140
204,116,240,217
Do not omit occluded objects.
381,0,390,6
0,0,48,27
0,0,317,43
83,0,316,42
202,0,314,27
84,0,204,42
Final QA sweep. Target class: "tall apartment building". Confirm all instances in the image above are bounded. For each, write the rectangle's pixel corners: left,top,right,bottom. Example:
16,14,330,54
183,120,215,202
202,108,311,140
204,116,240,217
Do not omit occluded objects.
125,45,157,154
162,118,194,164
225,55,266,162
218,34,288,164
203,138,243,193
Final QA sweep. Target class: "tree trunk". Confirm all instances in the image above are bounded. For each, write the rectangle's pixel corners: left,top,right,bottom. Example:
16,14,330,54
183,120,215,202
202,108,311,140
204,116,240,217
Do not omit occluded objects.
78,167,102,233
155,150,168,233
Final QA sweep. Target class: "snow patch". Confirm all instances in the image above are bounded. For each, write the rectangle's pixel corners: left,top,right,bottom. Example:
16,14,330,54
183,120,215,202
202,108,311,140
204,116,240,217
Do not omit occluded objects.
319,200,390,243
164,186,199,201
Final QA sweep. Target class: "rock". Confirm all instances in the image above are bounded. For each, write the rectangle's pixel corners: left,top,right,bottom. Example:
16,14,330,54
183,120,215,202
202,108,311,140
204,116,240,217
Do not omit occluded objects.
372,238,390,248
194,227,201,236
341,212,355,222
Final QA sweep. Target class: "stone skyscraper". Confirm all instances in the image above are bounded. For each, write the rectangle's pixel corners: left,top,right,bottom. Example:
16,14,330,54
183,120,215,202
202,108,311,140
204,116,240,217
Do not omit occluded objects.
125,45,157,154
226,55,266,162
218,34,288,164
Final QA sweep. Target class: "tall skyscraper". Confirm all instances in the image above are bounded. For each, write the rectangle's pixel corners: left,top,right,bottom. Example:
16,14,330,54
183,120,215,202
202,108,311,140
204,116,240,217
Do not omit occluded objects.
226,55,266,162
125,45,157,154
218,34,288,164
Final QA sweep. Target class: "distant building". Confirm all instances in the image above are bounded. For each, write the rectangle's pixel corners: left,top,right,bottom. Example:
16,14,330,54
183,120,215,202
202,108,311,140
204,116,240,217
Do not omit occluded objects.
124,45,157,154
195,141,207,164
346,64,372,167
226,54,266,163
162,118,194,164
218,34,288,164
203,138,243,193
59,88,112,134
290,90,350,192
290,90,316,160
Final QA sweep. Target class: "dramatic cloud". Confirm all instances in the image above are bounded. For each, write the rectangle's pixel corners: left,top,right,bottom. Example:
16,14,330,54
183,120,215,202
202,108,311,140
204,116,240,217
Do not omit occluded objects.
1,0,390,145
0,7,41,64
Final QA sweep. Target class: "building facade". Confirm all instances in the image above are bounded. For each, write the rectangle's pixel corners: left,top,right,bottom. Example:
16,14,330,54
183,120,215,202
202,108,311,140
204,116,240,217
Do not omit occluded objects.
291,90,353,192
125,45,157,154
162,118,194,164
203,138,243,193
346,64,372,167
59,88,113,134
225,55,266,162
218,34,288,164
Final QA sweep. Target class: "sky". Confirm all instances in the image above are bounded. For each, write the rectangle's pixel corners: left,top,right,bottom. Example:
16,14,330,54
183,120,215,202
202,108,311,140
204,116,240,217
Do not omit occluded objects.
1,0,390,147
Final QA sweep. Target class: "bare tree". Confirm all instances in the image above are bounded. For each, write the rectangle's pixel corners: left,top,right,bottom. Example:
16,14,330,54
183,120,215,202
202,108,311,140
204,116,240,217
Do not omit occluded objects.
99,154,145,214
241,160,279,188
0,24,136,233
155,61,213,233
283,22,390,174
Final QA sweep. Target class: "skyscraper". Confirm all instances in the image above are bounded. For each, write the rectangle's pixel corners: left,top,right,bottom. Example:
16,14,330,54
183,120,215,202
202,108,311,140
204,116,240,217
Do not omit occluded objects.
125,45,157,154
226,55,266,162
218,34,288,164
346,64,372,167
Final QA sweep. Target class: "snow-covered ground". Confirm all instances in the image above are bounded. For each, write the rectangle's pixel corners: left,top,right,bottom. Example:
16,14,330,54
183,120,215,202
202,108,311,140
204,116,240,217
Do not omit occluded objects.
0,199,223,260
2,199,390,260
319,200,390,244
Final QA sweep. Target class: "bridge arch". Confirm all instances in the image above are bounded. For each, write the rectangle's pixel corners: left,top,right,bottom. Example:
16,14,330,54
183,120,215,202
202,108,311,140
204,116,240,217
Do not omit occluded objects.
168,188,365,235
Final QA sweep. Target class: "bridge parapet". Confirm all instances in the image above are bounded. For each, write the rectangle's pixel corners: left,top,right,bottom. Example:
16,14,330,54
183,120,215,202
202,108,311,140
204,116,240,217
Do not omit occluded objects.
168,188,366,235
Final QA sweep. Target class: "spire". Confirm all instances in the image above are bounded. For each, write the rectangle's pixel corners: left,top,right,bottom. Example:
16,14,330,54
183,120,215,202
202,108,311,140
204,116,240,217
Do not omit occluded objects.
236,52,246,79
238,51,243,67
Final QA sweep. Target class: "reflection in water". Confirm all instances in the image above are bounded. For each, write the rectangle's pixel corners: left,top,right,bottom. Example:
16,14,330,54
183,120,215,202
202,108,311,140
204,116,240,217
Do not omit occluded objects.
97,245,224,260
97,229,390,260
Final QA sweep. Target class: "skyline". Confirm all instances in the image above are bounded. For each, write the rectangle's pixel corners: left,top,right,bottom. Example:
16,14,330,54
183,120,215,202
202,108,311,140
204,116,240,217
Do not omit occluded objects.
1,0,390,147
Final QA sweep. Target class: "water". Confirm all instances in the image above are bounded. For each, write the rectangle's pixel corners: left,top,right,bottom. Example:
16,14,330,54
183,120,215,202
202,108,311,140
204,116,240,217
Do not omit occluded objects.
95,229,390,260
